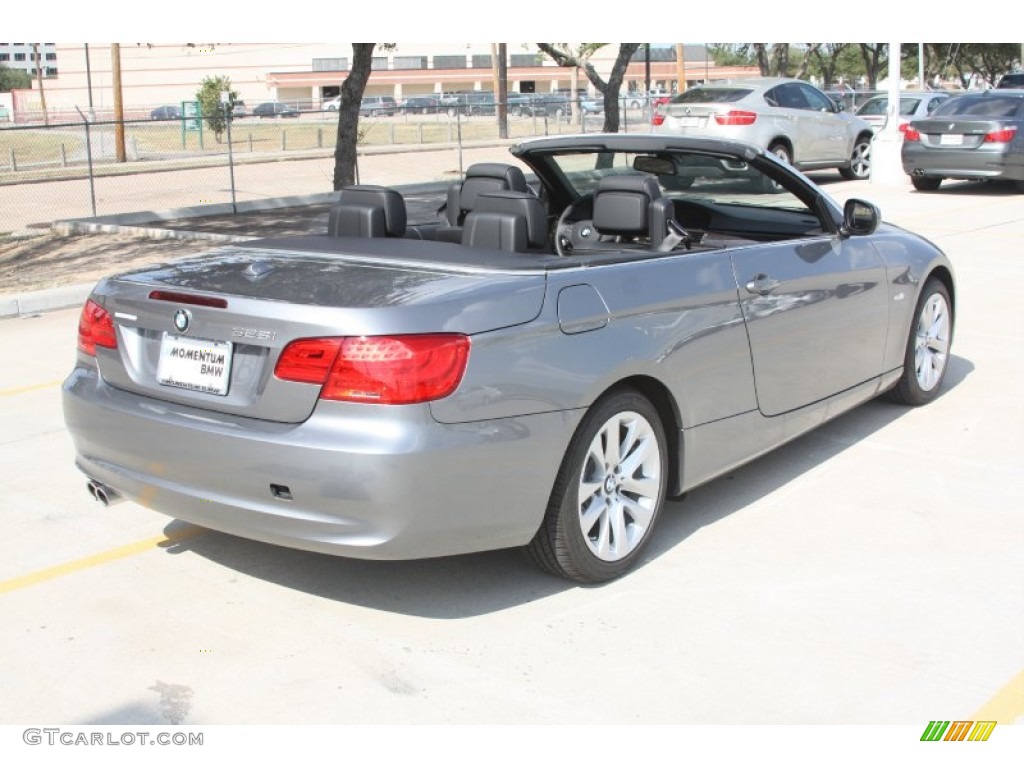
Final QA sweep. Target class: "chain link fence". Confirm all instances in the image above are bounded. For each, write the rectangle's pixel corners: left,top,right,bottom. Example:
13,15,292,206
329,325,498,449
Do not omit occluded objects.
0,100,660,234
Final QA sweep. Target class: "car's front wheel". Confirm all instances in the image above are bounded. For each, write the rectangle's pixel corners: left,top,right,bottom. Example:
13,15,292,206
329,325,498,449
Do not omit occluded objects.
884,277,954,406
840,135,872,180
527,389,668,582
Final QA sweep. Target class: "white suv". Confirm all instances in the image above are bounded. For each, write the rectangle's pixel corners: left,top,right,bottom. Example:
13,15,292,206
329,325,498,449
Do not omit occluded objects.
653,78,876,180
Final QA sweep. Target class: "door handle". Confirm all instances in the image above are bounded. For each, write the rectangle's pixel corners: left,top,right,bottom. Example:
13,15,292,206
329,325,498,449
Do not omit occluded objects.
745,274,781,295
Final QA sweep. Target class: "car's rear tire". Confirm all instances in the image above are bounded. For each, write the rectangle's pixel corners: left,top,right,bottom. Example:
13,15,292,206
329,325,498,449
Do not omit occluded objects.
526,389,668,583
767,142,792,166
883,277,953,406
839,135,872,180
911,176,942,192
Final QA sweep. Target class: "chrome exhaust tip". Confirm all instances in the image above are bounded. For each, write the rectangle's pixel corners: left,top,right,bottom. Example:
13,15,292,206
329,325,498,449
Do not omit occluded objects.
87,480,123,507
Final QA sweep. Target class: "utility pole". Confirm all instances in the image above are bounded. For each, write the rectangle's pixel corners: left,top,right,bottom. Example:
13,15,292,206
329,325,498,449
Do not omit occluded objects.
644,43,651,93
676,43,686,93
33,44,49,125
494,43,508,139
111,43,127,162
84,43,95,120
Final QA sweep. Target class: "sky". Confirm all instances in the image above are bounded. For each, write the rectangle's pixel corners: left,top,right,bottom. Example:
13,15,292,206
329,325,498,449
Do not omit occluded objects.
3,3,1002,45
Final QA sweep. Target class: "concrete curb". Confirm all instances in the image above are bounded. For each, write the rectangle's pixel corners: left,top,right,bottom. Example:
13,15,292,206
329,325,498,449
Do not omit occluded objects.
0,282,94,319
50,191,345,240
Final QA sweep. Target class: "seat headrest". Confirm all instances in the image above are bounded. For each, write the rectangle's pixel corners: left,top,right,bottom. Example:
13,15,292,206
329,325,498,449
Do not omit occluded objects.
465,163,529,190
592,175,662,237
329,185,406,237
472,191,547,248
457,164,529,214
462,191,547,253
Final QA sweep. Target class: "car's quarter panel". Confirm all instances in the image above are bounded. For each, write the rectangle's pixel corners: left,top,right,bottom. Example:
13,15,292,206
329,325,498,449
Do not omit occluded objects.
63,365,580,559
430,251,756,428
730,235,888,416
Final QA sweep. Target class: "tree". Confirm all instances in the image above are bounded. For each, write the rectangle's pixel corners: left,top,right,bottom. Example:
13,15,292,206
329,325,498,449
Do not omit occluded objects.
858,44,888,89
707,44,755,67
804,44,850,88
196,75,239,142
0,64,31,92
924,43,1021,88
742,44,793,77
333,43,379,190
537,43,641,133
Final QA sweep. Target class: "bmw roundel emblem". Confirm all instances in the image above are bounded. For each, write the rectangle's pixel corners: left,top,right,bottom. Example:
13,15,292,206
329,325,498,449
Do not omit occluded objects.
173,308,191,334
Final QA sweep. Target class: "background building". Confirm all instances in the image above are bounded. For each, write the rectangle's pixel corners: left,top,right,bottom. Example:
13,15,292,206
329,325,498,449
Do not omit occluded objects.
10,43,757,121
0,43,58,77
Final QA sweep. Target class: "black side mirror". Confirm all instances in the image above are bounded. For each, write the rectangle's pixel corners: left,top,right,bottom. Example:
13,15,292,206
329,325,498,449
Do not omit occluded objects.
841,199,880,237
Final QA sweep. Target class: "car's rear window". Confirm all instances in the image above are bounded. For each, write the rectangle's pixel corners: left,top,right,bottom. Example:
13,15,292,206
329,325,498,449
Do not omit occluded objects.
934,95,1022,118
671,88,752,104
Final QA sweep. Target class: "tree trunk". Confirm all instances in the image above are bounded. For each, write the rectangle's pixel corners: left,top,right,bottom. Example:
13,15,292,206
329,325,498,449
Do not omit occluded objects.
580,43,640,133
333,43,376,190
859,43,887,90
538,43,640,134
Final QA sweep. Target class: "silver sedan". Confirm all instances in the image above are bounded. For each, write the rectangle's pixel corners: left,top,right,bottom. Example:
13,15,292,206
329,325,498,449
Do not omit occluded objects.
855,92,951,133
902,90,1024,191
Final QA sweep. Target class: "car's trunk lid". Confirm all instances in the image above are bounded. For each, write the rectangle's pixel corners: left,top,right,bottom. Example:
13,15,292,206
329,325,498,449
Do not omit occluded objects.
88,243,546,423
910,117,1012,150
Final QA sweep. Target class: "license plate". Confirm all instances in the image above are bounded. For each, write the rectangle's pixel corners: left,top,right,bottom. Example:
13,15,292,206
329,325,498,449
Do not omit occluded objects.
157,334,233,396
678,116,703,127
939,133,963,146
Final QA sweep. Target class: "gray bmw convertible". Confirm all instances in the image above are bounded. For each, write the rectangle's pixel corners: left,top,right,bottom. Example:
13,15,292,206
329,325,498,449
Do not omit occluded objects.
63,134,955,583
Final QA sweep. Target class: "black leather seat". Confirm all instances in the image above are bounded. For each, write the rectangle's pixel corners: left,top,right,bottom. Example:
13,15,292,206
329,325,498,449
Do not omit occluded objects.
461,191,548,253
591,175,673,249
328,185,407,238
435,163,530,242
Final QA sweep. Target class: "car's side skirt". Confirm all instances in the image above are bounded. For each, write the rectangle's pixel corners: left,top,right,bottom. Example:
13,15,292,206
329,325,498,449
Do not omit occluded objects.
678,371,900,494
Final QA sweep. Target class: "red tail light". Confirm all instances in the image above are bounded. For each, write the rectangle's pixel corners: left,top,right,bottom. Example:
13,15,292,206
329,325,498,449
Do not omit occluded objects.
651,113,665,126
274,338,342,384
983,127,1017,143
714,110,757,126
77,299,118,356
276,334,470,405
903,126,921,142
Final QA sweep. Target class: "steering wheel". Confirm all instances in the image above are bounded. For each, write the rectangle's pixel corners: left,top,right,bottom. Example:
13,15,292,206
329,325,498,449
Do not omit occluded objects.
554,193,595,257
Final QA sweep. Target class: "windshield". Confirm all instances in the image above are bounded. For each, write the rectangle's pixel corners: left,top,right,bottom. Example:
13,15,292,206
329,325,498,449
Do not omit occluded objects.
544,149,814,214
671,87,751,104
934,95,1023,118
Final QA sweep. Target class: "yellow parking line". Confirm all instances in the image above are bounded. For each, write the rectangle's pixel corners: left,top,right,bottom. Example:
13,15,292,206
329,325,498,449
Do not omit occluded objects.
0,380,63,398
971,668,1024,724
0,525,205,595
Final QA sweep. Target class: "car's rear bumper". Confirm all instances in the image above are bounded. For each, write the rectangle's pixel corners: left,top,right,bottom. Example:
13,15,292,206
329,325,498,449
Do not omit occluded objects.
902,145,1024,181
63,366,578,560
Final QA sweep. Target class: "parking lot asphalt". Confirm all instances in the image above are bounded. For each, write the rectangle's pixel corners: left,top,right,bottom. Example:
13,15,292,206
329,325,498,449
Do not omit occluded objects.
0,166,1021,743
